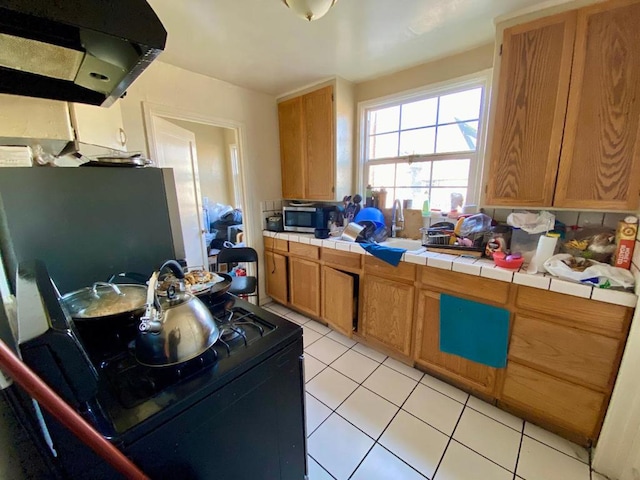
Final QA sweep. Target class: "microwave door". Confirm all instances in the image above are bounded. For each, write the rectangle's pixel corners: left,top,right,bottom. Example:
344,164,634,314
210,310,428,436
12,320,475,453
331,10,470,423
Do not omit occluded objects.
283,208,316,233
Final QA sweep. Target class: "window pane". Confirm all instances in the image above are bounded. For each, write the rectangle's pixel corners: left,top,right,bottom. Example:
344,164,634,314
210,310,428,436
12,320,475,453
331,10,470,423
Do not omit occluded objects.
436,121,478,153
438,87,482,124
369,132,399,159
368,164,396,188
432,159,470,187
369,106,400,135
400,98,437,130
430,188,468,212
394,188,429,210
395,161,431,188
399,127,435,156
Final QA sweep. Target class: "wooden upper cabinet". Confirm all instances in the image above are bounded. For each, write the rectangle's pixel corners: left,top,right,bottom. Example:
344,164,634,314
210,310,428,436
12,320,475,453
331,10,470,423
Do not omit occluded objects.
277,80,353,201
278,97,305,199
555,0,640,209
486,11,577,206
304,86,335,200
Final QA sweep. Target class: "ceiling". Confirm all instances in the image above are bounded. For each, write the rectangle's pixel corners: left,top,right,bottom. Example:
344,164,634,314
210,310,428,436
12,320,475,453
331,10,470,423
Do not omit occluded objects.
147,0,561,96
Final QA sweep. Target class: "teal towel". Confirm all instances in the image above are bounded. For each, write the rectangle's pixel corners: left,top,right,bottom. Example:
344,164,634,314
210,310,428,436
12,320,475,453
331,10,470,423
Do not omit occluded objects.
439,294,510,368
360,243,406,266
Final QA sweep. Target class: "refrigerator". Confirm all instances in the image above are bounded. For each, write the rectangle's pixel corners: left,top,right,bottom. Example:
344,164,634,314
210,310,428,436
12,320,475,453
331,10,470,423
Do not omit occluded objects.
0,167,184,295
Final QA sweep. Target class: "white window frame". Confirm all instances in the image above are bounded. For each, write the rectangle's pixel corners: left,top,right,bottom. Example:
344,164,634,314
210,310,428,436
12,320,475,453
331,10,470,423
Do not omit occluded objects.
356,70,492,208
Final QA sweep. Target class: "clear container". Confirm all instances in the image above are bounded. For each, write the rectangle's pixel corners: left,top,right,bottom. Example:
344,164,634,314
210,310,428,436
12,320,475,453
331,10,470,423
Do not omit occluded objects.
510,228,544,264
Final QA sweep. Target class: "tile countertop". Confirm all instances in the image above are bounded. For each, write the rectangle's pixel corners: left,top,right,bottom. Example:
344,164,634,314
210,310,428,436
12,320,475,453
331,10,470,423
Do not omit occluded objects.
263,231,638,308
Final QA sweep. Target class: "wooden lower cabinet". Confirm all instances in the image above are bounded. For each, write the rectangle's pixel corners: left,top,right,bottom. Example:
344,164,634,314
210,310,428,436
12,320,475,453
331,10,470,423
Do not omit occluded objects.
500,361,605,441
413,289,498,395
264,251,287,304
321,266,355,336
289,256,321,317
361,275,414,357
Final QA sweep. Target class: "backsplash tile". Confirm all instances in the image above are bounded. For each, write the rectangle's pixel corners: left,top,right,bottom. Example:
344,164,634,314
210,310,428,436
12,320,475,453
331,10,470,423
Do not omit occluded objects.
553,211,579,227
577,212,605,227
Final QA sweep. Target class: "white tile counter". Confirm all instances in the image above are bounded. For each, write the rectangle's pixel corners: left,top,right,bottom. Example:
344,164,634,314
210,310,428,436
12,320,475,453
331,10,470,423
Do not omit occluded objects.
264,231,638,308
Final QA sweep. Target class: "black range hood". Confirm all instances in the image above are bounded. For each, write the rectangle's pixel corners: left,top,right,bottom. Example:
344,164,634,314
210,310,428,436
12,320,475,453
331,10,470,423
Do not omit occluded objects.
0,0,167,107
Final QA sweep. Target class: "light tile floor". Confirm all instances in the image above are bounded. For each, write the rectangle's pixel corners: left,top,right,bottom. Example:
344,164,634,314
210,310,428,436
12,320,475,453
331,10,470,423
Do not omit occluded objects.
264,303,598,480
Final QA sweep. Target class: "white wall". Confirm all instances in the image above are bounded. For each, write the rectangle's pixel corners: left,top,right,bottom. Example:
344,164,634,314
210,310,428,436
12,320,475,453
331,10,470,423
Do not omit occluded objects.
119,60,282,301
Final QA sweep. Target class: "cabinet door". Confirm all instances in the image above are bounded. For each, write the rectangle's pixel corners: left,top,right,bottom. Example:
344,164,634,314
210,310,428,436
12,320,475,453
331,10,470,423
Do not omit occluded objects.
289,257,321,317
303,86,334,200
322,266,354,336
500,361,604,439
414,290,497,395
70,101,127,151
361,275,414,356
555,0,640,210
486,12,576,206
264,251,288,305
278,97,305,199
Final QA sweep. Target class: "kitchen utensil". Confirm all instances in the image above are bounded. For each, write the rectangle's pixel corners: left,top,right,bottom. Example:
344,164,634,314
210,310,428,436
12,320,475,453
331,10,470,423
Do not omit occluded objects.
493,252,524,270
353,194,362,217
80,153,152,168
341,222,365,242
314,228,330,239
136,260,220,367
62,282,148,359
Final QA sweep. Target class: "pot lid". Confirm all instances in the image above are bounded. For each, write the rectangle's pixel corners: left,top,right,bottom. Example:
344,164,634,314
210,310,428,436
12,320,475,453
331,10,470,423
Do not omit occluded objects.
62,283,147,319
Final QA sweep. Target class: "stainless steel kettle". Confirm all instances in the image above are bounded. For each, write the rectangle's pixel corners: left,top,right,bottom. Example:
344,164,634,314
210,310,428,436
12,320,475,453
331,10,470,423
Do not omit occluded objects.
135,260,220,367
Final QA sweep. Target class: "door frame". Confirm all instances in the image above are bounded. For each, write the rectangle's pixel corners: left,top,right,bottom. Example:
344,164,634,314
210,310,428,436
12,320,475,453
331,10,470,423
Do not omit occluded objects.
142,102,252,269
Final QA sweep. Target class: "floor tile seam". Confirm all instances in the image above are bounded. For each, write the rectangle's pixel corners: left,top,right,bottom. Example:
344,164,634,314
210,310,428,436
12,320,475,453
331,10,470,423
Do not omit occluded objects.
464,404,524,433
431,394,469,479
381,359,425,383
326,344,377,372
419,377,471,405
416,381,468,407
345,442,377,480
448,438,518,474
513,428,525,480
399,406,463,439
366,443,430,480
305,390,337,417
307,453,338,480
522,432,590,465
304,351,328,367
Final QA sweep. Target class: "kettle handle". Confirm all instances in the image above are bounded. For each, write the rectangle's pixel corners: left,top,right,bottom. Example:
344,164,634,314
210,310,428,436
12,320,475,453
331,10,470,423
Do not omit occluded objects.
159,260,185,279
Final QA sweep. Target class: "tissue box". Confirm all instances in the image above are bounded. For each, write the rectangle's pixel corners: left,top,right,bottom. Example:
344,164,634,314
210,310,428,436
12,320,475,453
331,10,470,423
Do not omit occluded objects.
614,217,638,270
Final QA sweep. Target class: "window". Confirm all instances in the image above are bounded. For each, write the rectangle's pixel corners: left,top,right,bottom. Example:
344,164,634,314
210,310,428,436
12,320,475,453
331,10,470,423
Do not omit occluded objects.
361,77,488,211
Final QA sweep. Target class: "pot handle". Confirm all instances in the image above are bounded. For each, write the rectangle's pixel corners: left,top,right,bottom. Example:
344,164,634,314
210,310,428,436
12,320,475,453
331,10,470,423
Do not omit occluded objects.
91,282,122,297
159,260,185,279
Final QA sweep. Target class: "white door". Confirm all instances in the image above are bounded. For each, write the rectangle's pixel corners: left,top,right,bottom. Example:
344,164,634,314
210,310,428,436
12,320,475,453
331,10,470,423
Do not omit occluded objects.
151,116,208,268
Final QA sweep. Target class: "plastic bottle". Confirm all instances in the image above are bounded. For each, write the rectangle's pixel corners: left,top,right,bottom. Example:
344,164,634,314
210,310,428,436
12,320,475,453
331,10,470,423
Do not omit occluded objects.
422,199,430,228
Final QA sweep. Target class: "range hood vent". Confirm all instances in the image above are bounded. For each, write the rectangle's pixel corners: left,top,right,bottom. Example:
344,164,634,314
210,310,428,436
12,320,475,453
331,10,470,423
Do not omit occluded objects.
0,0,167,107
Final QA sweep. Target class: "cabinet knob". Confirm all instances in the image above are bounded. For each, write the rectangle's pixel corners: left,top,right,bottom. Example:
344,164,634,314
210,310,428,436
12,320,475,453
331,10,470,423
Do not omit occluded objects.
119,128,127,147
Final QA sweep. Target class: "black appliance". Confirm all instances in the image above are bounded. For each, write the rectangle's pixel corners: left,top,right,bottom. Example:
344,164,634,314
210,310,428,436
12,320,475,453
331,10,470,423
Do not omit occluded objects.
267,213,284,232
0,0,167,107
0,168,307,479
283,205,336,233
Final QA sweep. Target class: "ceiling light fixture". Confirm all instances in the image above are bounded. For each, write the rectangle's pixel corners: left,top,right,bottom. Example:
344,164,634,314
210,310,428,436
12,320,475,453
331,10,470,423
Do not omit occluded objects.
281,0,339,21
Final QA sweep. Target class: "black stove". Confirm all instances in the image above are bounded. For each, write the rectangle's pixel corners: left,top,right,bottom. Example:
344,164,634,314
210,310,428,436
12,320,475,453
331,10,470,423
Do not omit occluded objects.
16,272,306,480
99,295,278,410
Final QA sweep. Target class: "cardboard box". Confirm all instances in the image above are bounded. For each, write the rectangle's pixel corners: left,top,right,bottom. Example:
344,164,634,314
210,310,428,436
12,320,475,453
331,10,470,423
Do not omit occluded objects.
614,216,638,270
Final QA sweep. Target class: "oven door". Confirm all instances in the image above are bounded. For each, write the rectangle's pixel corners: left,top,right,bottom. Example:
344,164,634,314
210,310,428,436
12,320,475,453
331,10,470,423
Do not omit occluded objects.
283,207,317,233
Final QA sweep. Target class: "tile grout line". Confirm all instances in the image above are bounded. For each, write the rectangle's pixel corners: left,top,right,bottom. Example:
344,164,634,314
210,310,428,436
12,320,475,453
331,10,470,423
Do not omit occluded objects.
431,395,470,479
346,369,426,480
521,432,590,466
307,453,337,480
512,423,524,480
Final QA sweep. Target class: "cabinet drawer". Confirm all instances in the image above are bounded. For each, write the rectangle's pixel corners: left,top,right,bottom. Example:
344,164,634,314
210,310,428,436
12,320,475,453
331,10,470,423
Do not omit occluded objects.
501,362,604,438
510,315,620,391
321,248,362,270
264,236,289,253
419,266,511,304
289,242,319,260
516,286,631,337
364,256,415,282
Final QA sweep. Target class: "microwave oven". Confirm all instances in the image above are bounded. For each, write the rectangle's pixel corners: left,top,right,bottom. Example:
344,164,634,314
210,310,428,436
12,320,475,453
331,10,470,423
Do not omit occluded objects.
283,206,335,233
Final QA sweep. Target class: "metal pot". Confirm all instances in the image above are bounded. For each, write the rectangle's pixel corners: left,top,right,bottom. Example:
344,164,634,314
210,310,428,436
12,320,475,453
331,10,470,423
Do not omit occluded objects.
135,260,220,367
61,282,148,358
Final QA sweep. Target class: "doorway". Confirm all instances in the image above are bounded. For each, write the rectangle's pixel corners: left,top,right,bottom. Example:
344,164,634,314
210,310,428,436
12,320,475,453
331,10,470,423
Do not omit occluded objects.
143,103,248,271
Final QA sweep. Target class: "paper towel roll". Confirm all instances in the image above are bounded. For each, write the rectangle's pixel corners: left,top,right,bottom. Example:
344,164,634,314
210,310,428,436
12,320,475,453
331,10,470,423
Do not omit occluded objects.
529,235,558,274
